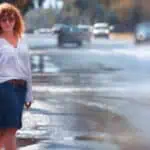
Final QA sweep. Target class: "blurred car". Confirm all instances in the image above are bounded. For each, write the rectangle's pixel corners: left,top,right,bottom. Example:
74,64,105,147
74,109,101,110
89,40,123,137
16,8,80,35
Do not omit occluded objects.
135,22,150,44
77,24,93,42
25,28,34,33
51,24,68,34
34,28,51,34
93,22,111,38
57,25,84,47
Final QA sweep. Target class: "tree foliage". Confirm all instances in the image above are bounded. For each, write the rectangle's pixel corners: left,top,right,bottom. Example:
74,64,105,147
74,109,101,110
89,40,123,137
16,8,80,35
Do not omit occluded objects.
0,0,33,14
38,0,45,7
98,0,111,8
0,0,45,15
74,0,111,23
74,0,89,13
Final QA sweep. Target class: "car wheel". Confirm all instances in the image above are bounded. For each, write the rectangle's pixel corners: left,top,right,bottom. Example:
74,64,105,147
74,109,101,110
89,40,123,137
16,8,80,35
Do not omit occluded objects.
58,39,63,47
105,35,109,39
94,35,98,38
58,41,62,47
135,39,142,44
77,41,82,46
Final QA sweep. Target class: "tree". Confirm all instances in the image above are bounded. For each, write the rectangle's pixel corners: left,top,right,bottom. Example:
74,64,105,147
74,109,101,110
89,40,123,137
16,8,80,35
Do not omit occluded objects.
39,0,45,7
25,8,56,30
15,0,34,15
74,0,89,14
0,0,34,15
98,0,111,8
94,4,106,22
131,6,141,26
107,10,119,24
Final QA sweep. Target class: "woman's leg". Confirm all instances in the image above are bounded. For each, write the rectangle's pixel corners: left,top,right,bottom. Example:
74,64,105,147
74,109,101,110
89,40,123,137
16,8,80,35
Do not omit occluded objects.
0,128,17,150
4,130,17,150
0,130,5,149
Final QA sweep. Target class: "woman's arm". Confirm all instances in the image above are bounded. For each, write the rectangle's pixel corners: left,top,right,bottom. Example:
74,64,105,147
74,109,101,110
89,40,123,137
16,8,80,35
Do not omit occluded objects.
24,38,33,109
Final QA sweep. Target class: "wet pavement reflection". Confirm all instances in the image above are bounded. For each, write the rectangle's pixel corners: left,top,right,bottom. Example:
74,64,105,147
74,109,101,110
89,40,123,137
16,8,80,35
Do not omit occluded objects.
18,35,150,149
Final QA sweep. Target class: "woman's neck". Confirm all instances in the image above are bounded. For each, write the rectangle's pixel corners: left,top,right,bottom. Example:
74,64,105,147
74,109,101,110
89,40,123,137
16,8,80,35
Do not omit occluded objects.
1,31,16,39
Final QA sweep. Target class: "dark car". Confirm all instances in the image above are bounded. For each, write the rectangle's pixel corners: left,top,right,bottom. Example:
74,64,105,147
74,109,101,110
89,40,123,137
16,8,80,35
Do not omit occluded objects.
57,25,83,47
135,22,150,44
51,24,68,33
77,24,92,43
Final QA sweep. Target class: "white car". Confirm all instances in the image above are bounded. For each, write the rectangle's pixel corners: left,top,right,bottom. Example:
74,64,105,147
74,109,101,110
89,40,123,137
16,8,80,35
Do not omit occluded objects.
93,22,110,38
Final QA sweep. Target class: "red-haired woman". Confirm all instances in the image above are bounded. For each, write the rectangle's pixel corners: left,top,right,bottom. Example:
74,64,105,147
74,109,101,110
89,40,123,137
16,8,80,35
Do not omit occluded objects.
0,3,33,150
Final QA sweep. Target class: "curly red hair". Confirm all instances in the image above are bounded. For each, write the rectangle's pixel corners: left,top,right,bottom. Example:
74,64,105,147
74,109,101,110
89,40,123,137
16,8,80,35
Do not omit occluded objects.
0,3,25,38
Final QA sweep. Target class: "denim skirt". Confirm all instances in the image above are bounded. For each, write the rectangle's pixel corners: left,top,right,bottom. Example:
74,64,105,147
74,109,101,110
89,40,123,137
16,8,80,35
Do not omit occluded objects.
0,80,27,129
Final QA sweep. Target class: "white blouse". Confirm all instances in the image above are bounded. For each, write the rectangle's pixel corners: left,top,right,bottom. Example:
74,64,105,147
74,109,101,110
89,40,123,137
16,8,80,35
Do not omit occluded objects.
0,37,33,102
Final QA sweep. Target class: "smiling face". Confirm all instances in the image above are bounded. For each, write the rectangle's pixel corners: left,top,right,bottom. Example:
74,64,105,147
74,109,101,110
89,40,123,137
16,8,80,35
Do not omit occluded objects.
0,12,16,33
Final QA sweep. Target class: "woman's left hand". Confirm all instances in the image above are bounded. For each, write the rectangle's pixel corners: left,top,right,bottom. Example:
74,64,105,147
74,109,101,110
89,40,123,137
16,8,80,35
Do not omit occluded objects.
24,102,32,109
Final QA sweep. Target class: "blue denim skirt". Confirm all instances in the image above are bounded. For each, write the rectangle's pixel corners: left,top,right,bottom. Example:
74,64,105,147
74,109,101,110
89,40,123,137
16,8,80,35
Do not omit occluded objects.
0,80,27,129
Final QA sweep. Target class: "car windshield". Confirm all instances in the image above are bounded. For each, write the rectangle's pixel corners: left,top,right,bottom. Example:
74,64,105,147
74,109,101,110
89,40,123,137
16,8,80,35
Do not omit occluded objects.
95,26,108,29
70,27,81,32
79,27,89,32
137,23,150,31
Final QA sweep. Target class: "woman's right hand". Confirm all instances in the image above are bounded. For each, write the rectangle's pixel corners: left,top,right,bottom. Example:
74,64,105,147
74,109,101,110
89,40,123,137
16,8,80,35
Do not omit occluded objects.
24,101,32,109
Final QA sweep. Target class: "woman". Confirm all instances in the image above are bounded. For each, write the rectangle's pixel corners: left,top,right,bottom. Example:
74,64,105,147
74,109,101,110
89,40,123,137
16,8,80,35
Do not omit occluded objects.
0,3,33,150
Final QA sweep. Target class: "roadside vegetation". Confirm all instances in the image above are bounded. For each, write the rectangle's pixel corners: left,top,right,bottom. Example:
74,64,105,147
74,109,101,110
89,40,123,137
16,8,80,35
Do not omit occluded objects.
1,0,149,32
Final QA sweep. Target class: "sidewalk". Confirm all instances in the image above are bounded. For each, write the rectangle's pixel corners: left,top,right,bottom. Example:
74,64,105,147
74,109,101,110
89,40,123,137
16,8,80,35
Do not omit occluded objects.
16,78,137,150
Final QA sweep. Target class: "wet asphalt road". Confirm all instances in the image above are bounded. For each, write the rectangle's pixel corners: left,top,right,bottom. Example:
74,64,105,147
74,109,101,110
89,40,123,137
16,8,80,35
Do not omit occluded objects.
18,34,150,150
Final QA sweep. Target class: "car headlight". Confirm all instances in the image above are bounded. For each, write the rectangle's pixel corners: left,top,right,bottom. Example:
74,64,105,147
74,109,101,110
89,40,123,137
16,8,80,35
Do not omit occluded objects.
93,30,98,33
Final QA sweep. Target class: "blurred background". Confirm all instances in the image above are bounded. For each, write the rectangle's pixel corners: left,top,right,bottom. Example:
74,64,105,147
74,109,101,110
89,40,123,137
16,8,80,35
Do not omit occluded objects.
4,0,148,32
2,1,150,150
